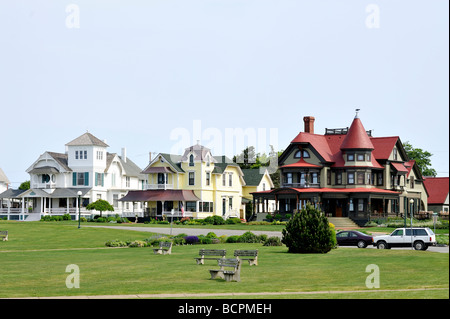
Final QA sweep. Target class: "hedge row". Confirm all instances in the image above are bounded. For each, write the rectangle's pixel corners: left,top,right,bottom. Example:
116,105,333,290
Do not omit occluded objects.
105,231,282,248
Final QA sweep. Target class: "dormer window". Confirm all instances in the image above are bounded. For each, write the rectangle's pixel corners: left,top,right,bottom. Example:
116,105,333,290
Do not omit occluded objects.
347,153,355,161
189,154,194,166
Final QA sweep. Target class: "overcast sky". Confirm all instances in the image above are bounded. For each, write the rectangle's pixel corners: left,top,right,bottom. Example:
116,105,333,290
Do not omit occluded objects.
0,0,448,188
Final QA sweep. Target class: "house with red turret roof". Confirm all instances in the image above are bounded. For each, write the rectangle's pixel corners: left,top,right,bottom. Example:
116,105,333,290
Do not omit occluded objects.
252,111,429,226
423,177,449,217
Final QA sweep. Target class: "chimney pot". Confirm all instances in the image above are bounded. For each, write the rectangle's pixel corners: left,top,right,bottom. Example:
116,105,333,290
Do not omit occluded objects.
303,116,315,134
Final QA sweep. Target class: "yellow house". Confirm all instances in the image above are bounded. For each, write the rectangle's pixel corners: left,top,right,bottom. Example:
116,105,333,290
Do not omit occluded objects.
121,143,251,220
241,168,276,218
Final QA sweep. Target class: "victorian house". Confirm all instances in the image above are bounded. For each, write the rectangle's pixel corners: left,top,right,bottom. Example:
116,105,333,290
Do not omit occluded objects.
0,132,146,220
120,143,267,220
252,113,429,226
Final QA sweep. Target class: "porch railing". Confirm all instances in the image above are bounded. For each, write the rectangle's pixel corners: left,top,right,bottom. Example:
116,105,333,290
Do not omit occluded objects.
146,183,174,190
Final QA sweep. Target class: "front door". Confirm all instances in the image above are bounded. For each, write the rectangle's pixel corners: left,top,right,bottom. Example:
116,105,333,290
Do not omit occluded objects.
222,198,226,216
336,206,342,217
157,201,162,215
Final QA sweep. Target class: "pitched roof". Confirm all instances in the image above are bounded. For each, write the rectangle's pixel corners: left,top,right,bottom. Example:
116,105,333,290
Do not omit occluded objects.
66,132,109,147
423,177,449,204
340,117,374,150
0,168,10,184
181,143,216,162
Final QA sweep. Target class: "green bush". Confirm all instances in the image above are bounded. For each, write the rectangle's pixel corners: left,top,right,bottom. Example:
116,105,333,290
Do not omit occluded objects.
263,236,282,246
62,213,71,220
204,216,225,225
238,231,260,243
282,204,336,254
128,240,147,248
226,217,241,224
105,240,128,247
226,235,240,243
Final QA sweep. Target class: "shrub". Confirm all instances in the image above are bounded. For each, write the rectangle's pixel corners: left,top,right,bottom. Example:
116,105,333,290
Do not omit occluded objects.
206,232,218,238
226,235,240,243
226,217,241,224
184,236,199,245
62,213,71,220
204,216,225,225
172,237,186,245
282,204,336,254
199,237,212,244
128,240,147,248
238,231,260,243
263,236,282,246
105,240,128,247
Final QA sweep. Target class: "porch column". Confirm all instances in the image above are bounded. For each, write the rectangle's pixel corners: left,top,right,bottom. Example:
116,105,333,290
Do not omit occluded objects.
7,198,10,220
21,198,25,214
40,197,44,214
67,197,70,215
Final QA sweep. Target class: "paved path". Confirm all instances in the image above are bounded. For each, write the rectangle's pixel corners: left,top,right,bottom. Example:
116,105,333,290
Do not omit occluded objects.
85,225,283,238
85,225,449,253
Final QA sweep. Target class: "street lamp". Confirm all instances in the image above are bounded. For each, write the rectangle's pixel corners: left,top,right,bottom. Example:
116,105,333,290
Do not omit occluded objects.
77,191,82,229
409,198,414,250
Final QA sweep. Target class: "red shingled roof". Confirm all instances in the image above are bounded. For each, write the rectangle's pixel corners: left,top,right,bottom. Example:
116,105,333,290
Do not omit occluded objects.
423,177,449,204
340,117,374,150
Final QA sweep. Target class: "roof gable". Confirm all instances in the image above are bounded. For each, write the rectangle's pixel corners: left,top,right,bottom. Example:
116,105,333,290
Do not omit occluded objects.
424,177,449,204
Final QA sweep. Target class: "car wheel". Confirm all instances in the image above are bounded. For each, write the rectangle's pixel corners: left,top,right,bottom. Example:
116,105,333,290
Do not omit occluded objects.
377,241,388,249
357,240,367,248
414,241,425,251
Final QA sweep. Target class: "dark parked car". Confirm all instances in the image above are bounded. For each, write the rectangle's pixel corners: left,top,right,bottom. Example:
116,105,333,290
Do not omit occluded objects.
336,230,373,248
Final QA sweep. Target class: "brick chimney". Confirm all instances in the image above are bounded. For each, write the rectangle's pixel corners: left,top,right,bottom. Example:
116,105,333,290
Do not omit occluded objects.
303,116,315,134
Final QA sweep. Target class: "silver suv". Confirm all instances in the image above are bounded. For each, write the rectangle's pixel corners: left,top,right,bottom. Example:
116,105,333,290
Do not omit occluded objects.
373,227,436,251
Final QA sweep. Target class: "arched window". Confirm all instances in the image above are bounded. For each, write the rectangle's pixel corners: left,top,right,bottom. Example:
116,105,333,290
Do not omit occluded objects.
294,150,310,158
189,154,194,166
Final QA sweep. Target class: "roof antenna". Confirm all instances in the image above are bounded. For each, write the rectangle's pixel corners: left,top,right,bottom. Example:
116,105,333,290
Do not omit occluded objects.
355,108,361,118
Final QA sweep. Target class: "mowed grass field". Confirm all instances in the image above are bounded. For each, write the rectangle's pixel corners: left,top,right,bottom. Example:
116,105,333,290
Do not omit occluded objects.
0,221,448,299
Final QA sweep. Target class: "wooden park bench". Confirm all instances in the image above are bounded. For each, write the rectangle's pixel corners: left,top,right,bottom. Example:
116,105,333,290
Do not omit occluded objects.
209,258,242,282
234,249,258,266
0,231,8,241
194,249,227,265
152,241,172,255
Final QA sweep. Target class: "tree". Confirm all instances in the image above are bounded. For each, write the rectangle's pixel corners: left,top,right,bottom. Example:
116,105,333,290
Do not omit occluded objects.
282,204,336,254
86,199,114,217
403,142,437,177
19,181,30,190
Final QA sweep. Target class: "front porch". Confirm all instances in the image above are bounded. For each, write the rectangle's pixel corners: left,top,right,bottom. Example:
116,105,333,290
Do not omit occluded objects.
251,187,402,225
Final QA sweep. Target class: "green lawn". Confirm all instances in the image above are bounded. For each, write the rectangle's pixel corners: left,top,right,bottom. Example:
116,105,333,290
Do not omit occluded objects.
0,221,448,299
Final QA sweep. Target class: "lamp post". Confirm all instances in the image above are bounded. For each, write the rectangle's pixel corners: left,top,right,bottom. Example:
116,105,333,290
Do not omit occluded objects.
77,191,82,229
409,198,414,250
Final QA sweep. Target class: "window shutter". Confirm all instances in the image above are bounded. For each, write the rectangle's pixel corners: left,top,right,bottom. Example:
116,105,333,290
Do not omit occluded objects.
95,173,98,186
73,172,77,186
102,173,104,187
84,172,89,186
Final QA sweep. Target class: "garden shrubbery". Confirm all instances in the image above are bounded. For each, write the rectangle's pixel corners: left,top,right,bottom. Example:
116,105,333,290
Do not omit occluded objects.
282,204,336,254
105,231,282,248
